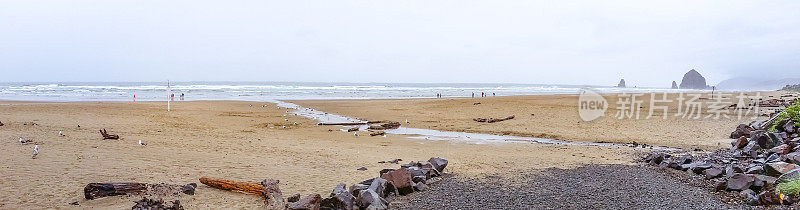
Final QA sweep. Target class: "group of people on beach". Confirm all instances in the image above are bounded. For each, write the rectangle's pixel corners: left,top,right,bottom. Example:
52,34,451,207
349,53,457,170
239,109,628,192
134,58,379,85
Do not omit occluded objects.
470,92,495,98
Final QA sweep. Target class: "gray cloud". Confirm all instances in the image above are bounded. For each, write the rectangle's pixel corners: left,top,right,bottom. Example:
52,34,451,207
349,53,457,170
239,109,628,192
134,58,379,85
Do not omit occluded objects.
1,1,798,86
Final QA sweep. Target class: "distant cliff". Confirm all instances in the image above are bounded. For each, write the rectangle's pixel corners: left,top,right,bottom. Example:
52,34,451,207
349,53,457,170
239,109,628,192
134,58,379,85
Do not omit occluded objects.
679,69,708,89
617,79,626,88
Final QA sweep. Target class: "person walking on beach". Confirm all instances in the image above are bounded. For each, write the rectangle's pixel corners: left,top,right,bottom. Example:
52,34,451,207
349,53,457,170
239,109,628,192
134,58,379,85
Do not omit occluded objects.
493,93,495,97
472,92,474,98
180,93,184,101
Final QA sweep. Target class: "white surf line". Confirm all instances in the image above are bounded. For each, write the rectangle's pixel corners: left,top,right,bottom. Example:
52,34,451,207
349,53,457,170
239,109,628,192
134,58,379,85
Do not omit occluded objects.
273,100,679,151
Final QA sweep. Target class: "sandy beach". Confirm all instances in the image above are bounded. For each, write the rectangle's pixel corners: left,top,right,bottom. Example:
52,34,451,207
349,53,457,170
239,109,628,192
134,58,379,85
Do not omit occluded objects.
295,92,783,150
0,99,637,209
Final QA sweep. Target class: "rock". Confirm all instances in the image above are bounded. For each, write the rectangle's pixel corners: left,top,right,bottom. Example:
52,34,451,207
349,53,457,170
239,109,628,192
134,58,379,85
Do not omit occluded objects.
132,197,183,210
321,183,355,210
753,175,777,189
332,183,348,196
367,178,397,199
785,121,797,134
413,182,428,192
741,189,760,205
181,183,196,195
680,162,711,174
726,165,744,178
379,169,395,176
357,167,367,171
746,166,763,174
765,162,800,177
786,152,800,164
742,141,761,158
288,194,322,210
777,168,800,184
380,168,414,195
704,168,724,179
679,69,708,89
732,136,749,149
617,79,626,88
766,153,781,163
350,183,372,198
727,173,754,191
677,155,693,165
714,179,727,191
261,179,286,209
646,153,669,165
427,158,448,173
731,124,754,139
355,189,387,210
288,194,302,203
752,131,777,149
671,81,679,89
759,190,781,205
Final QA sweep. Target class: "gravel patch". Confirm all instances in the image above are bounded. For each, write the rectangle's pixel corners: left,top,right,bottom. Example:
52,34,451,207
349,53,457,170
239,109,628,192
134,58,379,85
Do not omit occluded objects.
391,164,748,209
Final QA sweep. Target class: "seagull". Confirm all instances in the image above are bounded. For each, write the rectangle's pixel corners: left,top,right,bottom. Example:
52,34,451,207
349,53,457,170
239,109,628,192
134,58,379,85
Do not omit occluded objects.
293,122,297,125
282,125,286,128
19,137,24,144
284,119,288,121
405,119,409,124
383,135,387,138
354,132,359,136
59,131,64,136
32,145,39,159
138,140,146,146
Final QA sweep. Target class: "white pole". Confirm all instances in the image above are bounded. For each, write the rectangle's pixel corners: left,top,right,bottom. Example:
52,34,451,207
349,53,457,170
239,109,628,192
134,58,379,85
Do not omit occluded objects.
167,80,171,111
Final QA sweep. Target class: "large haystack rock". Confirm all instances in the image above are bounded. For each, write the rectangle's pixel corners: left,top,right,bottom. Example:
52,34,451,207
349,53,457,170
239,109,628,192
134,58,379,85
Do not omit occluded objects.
617,79,626,88
679,69,708,89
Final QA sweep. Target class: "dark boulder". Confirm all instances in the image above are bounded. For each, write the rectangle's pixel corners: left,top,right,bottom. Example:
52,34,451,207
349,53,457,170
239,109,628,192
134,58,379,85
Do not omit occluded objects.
679,69,708,89
765,162,800,177
752,131,777,149
288,194,322,210
288,194,301,203
732,136,748,149
785,152,800,165
704,168,724,179
741,189,760,205
677,155,693,165
321,184,355,210
731,124,753,139
427,158,448,173
746,166,763,174
784,121,797,134
413,182,428,192
727,173,754,191
759,190,781,205
355,189,387,210
332,183,348,196
646,153,670,165
380,168,414,195
181,183,196,195
726,165,744,178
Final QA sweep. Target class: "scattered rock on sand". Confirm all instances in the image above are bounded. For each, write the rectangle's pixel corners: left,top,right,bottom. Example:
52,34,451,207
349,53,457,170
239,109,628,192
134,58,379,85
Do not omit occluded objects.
288,194,301,203
288,194,322,210
355,189,387,210
427,157,448,173
727,173,754,191
380,168,414,196
132,197,183,210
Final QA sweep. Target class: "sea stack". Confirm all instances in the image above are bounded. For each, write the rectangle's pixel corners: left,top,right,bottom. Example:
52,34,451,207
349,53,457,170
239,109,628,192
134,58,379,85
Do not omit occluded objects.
617,79,626,88
671,81,678,89
679,69,707,89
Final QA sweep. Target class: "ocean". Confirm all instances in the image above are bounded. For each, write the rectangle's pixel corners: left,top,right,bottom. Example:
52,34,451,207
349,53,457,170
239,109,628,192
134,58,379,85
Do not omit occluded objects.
0,81,691,101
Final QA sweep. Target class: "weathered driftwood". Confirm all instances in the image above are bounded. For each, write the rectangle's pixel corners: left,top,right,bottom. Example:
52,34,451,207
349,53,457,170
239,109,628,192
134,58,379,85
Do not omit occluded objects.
84,182,147,200
368,122,401,130
199,177,285,208
474,115,515,123
317,121,384,126
370,131,386,136
347,127,359,132
759,114,781,130
100,129,119,139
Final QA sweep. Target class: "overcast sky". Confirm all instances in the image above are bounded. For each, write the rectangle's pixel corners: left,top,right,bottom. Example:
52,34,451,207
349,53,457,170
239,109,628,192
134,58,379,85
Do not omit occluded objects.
1,1,798,87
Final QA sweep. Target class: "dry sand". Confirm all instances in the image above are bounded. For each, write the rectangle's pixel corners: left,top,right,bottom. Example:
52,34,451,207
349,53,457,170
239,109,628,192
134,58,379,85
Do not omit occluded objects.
294,92,787,150
0,100,637,209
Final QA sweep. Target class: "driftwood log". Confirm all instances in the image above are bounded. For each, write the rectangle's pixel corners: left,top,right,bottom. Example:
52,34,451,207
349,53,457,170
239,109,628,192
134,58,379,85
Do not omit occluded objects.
367,122,401,130
317,121,384,126
100,129,119,139
84,182,147,199
0,121,4,126
474,115,515,123
370,131,386,136
199,177,285,208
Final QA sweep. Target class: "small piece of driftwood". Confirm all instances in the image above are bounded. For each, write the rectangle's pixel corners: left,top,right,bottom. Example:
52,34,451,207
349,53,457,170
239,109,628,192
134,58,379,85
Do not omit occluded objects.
100,129,119,139
474,115,515,123
370,131,386,136
84,182,147,200
368,122,401,130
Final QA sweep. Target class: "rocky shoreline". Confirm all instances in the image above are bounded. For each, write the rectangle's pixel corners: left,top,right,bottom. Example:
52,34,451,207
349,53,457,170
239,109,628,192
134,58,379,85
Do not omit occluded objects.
643,116,800,206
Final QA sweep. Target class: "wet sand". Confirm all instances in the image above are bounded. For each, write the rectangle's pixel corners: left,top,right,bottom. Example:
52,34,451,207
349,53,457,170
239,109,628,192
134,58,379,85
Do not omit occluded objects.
294,92,784,150
0,100,636,209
